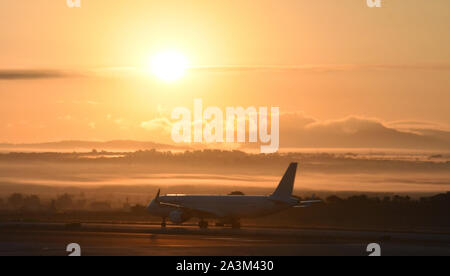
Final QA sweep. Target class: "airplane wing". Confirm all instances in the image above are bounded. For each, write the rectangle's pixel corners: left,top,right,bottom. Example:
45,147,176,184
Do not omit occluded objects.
153,189,223,217
299,200,322,204
158,201,224,218
294,199,322,208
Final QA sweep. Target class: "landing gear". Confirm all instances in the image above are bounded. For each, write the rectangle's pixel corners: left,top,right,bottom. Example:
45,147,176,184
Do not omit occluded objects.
161,218,167,228
199,220,209,229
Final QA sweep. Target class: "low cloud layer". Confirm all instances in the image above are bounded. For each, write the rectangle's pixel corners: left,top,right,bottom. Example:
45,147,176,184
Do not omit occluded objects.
277,114,450,151
140,113,450,151
0,70,72,80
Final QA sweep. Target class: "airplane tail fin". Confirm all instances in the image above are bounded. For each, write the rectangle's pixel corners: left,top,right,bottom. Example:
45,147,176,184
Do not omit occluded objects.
270,163,297,201
154,189,160,203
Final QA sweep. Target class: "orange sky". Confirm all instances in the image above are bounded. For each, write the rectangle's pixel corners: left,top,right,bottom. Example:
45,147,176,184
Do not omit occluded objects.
0,0,449,148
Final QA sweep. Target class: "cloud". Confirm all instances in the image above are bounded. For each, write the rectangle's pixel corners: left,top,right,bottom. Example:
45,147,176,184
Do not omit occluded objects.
278,114,450,150
138,112,450,151
0,70,77,80
387,120,449,132
140,118,173,133
304,116,386,134
2,63,449,80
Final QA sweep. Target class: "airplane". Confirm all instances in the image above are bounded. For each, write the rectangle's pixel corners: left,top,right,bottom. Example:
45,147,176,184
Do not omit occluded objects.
146,162,321,229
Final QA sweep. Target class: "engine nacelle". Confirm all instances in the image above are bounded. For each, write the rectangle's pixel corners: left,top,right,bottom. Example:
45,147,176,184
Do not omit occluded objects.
168,209,191,224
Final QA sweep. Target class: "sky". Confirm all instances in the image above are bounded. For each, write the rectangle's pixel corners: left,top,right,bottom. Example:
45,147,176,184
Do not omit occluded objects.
0,0,449,150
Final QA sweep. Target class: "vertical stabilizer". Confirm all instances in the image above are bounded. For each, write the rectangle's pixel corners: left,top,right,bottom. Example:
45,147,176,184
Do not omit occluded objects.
270,163,297,200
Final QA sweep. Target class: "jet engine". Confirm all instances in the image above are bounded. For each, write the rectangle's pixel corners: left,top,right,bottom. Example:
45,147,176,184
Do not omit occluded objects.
168,209,191,224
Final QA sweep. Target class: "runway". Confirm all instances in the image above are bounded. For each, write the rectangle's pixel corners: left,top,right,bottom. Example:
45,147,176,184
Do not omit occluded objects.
0,222,449,256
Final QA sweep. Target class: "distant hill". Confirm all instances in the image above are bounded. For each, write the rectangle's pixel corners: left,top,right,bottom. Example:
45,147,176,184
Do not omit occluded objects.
0,140,189,152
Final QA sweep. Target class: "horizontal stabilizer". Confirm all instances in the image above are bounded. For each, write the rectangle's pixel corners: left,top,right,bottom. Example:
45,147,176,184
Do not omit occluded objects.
294,199,322,208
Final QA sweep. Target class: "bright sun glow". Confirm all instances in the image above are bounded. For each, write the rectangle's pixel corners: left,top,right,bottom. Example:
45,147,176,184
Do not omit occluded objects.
150,51,188,82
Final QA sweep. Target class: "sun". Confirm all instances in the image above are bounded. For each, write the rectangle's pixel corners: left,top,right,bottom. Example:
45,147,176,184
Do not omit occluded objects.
150,51,188,82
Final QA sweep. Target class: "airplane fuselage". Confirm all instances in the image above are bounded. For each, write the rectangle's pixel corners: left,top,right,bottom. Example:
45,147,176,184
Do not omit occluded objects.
150,195,298,219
